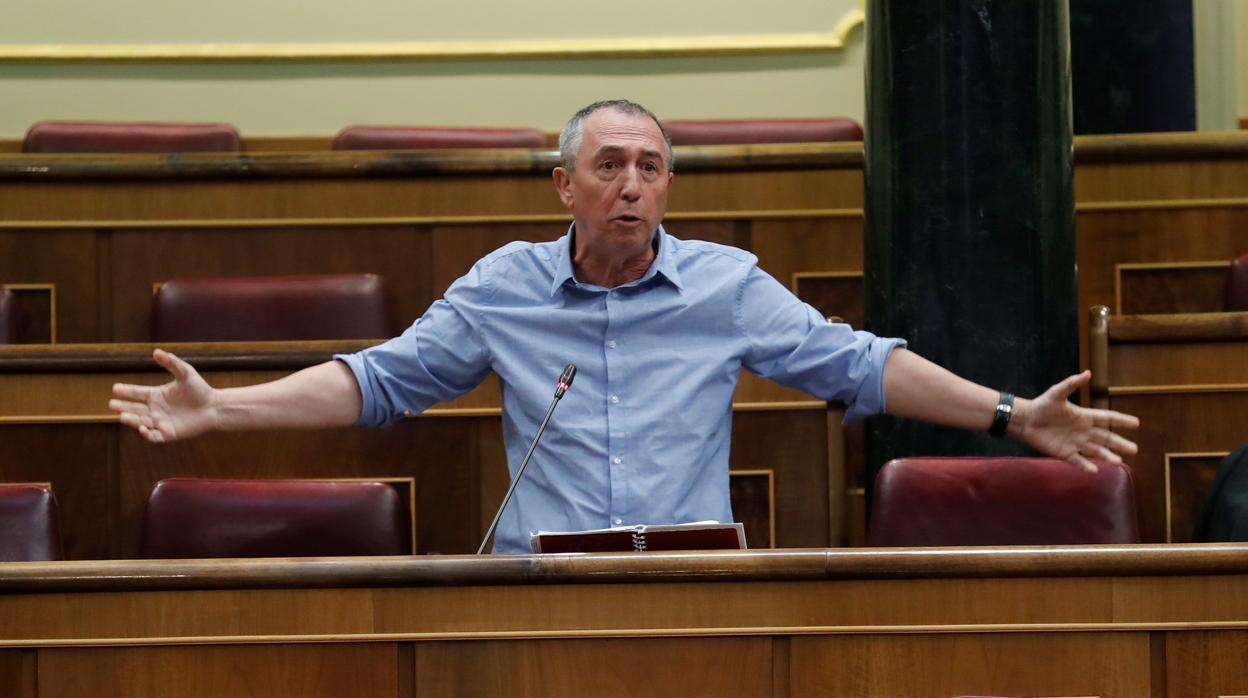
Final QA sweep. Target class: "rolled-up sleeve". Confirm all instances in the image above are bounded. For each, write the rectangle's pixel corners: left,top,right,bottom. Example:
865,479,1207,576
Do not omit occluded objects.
334,266,493,426
737,265,905,423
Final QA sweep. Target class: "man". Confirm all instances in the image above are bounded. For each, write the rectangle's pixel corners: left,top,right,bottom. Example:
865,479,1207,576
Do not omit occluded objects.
110,100,1139,553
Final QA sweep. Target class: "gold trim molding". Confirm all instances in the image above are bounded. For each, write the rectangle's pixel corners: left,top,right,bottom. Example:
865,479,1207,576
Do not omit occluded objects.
0,18,865,64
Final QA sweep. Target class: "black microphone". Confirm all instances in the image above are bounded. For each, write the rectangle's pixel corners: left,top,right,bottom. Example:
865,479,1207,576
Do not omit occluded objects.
477,363,577,554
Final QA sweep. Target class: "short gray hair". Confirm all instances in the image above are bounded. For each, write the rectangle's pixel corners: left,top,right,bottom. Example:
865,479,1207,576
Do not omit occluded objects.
558,99,674,173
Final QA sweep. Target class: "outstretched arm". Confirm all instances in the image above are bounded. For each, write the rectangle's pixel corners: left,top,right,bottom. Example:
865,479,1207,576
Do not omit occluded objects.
882,348,1139,472
109,348,362,443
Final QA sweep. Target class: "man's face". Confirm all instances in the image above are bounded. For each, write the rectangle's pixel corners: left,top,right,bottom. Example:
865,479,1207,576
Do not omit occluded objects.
553,109,673,256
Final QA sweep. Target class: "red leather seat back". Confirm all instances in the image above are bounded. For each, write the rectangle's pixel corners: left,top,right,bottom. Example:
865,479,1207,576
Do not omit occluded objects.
1226,253,1248,311
23,120,241,154
140,478,411,559
866,457,1140,546
662,117,863,145
0,287,15,343
151,273,394,342
0,485,64,561
333,126,548,150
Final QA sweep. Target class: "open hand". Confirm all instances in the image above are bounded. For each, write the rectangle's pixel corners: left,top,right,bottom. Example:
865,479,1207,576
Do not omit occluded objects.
108,349,219,443
1014,371,1140,473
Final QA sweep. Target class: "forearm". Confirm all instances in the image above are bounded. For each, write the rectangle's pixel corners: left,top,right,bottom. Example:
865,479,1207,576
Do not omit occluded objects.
213,360,362,431
882,348,1025,434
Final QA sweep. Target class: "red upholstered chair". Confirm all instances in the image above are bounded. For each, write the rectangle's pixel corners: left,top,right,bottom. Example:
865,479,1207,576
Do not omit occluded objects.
332,125,548,150
23,120,240,153
662,117,863,145
140,478,412,559
0,484,65,561
1225,252,1248,311
151,273,395,342
866,457,1140,546
0,287,16,344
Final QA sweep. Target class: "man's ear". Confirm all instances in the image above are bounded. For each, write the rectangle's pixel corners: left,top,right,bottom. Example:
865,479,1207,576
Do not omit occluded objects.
552,167,574,208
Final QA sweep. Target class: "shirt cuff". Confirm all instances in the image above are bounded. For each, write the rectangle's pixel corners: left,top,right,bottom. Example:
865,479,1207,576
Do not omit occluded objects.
841,336,907,424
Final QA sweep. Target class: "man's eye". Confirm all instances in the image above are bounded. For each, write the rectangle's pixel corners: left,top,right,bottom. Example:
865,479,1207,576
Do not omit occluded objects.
601,161,616,170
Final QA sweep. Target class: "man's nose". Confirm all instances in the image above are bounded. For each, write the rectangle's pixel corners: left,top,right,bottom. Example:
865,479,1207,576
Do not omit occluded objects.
618,166,642,200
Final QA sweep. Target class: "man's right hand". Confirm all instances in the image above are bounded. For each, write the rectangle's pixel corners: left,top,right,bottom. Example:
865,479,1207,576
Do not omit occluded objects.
109,349,219,443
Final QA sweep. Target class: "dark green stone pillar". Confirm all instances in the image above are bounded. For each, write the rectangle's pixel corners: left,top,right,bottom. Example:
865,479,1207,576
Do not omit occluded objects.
863,1,1078,483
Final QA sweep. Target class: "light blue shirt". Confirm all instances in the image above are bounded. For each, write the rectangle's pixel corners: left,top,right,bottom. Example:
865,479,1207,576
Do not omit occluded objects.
337,226,904,552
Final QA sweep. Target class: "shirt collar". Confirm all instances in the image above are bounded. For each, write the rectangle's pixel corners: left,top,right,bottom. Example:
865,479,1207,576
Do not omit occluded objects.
549,223,683,297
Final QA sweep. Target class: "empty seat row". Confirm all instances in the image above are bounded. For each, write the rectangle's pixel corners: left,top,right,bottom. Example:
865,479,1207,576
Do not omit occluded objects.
0,479,411,562
18,117,864,153
3,457,1141,562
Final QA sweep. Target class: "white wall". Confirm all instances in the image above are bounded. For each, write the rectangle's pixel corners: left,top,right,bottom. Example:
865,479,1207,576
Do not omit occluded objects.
1240,0,1248,120
0,0,868,138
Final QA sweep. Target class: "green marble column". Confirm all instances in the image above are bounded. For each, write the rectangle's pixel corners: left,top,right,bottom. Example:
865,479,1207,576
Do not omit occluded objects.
863,1,1078,481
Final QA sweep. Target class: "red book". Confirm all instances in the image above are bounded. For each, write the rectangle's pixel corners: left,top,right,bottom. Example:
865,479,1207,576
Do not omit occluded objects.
530,521,746,553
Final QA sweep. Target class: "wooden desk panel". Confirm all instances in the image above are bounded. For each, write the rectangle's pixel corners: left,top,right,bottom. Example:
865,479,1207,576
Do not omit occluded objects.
1091,310,1248,543
3,137,1248,351
2,547,1248,697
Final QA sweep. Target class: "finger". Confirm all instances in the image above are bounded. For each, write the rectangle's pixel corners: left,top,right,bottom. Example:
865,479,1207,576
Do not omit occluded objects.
1051,370,1091,398
152,348,191,382
1103,409,1140,431
108,399,149,416
139,424,166,444
1081,441,1122,465
118,412,149,430
112,382,155,401
1090,427,1138,456
1067,452,1098,473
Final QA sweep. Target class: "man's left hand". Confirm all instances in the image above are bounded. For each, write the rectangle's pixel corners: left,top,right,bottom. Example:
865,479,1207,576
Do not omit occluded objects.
1011,370,1139,473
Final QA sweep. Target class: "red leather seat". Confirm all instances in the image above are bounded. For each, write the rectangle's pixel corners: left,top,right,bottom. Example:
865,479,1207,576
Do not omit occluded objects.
151,273,394,342
0,287,15,344
140,478,411,559
0,484,65,561
866,457,1140,546
333,125,548,150
662,117,863,145
1226,252,1248,311
23,120,240,154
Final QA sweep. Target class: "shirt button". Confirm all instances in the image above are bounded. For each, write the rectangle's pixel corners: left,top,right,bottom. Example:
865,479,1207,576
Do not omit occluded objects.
612,457,622,465
607,340,617,348
613,517,623,525
610,395,620,404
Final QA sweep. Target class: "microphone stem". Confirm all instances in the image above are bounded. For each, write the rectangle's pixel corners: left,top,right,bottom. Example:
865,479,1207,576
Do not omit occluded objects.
476,393,562,554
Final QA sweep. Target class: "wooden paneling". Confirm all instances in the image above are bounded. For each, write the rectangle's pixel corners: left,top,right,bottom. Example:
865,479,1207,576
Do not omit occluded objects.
1166,631,1248,698
790,632,1150,697
414,637,773,698
730,409,828,548
1114,392,1248,542
0,229,100,343
106,225,430,341
3,548,1248,696
750,217,863,293
1166,453,1224,544
37,644,398,698
793,272,864,327
729,469,774,549
0,424,116,560
2,285,55,344
1117,262,1231,314
0,650,37,698
1092,310,1248,543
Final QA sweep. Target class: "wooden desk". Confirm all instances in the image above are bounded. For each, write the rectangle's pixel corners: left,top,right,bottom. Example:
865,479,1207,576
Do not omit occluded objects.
2,134,1247,369
0,342,845,558
1090,308,1248,543
2,545,1248,697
